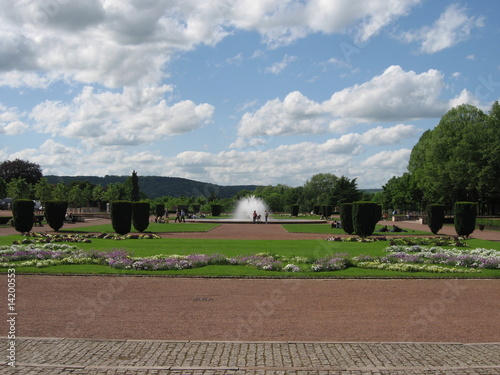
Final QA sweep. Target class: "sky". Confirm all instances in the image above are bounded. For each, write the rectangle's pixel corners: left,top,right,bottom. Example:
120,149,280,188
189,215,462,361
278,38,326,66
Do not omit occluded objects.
0,0,499,189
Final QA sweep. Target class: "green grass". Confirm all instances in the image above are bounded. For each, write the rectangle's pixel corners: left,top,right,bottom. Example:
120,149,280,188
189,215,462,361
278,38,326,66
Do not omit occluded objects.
282,224,431,235
1,234,499,278
60,222,219,233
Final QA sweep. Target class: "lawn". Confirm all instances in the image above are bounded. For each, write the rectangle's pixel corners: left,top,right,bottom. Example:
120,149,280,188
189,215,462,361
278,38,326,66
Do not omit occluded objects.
61,222,220,233
1,233,499,278
282,223,431,235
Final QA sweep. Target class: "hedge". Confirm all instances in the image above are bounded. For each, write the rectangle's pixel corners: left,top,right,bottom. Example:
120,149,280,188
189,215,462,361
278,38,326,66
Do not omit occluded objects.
353,201,381,238
454,202,477,238
44,201,68,231
211,204,222,217
132,201,150,233
340,203,354,234
426,204,445,235
13,199,35,233
111,201,132,235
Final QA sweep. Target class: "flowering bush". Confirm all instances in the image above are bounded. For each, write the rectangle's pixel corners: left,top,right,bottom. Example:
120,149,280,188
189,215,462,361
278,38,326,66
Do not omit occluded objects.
12,232,161,244
283,264,301,272
356,261,480,273
311,253,349,272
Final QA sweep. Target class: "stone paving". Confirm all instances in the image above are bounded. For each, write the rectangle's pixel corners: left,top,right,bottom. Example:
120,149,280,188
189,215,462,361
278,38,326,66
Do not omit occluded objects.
1,338,499,374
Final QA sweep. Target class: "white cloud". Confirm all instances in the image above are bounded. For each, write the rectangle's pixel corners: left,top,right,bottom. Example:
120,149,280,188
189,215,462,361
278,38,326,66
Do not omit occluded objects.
0,0,423,88
237,91,325,137
237,65,458,140
0,104,28,135
361,124,419,146
401,4,484,54
265,54,297,74
28,85,214,148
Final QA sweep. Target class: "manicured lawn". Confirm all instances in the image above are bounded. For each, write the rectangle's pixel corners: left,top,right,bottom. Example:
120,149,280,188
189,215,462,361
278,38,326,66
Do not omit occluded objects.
60,222,219,233
282,224,431,235
1,234,499,278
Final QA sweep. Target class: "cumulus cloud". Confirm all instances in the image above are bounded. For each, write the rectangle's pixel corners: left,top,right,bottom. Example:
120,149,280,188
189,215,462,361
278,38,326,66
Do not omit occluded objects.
0,104,28,135
28,85,214,148
236,65,463,140
401,4,484,54
0,0,422,88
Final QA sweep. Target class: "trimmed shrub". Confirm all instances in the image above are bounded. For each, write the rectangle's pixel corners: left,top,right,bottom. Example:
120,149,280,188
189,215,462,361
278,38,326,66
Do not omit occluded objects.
178,204,189,214
211,204,222,217
340,203,354,234
155,204,165,218
12,199,35,233
426,204,445,235
291,204,299,217
111,201,132,235
44,201,68,231
132,201,150,232
353,201,381,238
191,204,201,214
313,205,321,215
454,202,477,238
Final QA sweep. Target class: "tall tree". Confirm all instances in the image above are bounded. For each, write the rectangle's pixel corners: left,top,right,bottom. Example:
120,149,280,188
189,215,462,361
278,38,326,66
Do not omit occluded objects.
130,170,140,202
407,103,499,212
302,173,338,209
331,176,361,207
6,178,32,199
0,159,43,184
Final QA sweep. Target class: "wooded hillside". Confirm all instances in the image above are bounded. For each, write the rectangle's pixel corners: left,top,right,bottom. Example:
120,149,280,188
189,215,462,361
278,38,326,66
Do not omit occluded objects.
45,175,259,199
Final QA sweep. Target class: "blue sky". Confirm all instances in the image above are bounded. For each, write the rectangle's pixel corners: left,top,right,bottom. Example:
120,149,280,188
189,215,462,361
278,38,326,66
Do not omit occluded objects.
0,0,499,189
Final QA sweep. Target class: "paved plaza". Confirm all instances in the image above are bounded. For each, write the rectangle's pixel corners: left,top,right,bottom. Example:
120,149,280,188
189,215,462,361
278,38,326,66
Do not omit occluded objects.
1,217,499,374
2,338,499,374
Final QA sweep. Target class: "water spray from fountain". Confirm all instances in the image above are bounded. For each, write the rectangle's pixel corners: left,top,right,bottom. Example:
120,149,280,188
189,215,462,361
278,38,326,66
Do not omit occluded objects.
233,195,269,221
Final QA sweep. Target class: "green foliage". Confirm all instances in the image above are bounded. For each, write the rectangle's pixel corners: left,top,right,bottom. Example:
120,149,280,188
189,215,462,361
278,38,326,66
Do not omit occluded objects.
408,103,500,213
110,201,132,235
0,159,43,184
6,178,32,199
130,170,140,202
353,201,381,238
454,202,477,238
302,173,338,209
426,204,445,235
12,199,35,233
331,176,361,207
132,201,150,232
0,177,7,199
340,203,354,234
44,201,68,231
34,178,53,202
211,204,222,216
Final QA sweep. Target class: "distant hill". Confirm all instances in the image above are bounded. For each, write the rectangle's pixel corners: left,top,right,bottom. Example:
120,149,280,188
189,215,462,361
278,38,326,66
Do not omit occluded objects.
45,175,259,199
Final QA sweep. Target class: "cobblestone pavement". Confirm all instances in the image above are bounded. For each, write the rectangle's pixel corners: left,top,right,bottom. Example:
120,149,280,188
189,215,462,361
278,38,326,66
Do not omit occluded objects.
1,338,499,374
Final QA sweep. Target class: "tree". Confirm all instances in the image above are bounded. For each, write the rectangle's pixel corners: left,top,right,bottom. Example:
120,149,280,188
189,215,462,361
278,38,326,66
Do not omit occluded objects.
331,176,361,207
132,202,150,232
0,177,6,199
0,159,43,184
34,178,53,203
6,178,32,199
454,202,477,238
52,183,70,201
110,201,132,235
426,204,445,235
408,103,499,212
104,183,126,202
44,201,68,231
302,173,338,209
130,170,140,202
340,203,354,234
12,199,34,233
352,201,381,238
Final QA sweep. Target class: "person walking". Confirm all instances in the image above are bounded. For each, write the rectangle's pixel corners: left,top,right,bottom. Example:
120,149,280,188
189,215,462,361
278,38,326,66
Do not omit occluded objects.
180,209,186,223
265,210,268,223
175,208,180,223
253,210,257,224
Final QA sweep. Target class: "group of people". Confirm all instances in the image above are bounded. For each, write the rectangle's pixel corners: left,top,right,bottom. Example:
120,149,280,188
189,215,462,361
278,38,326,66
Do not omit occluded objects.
252,210,269,223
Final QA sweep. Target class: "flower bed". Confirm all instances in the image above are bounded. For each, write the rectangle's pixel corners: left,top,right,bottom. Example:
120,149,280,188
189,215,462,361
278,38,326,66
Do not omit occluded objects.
12,232,161,244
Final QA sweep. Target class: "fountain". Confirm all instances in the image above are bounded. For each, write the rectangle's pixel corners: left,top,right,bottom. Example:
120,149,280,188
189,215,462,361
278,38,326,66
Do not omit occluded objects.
233,195,269,221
